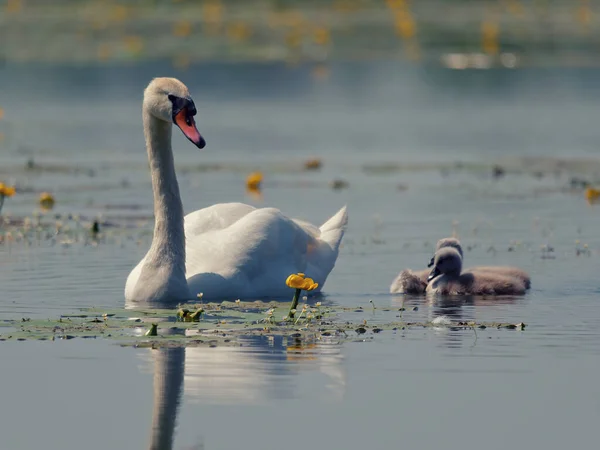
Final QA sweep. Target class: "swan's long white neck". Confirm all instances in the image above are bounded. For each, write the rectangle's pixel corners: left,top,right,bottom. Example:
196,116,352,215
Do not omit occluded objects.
143,109,186,272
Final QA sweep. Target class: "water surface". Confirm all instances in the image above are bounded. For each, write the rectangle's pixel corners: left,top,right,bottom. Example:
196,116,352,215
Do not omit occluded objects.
1,62,599,449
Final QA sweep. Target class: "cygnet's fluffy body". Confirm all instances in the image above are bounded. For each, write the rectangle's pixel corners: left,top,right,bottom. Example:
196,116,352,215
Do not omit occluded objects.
390,237,531,294
426,247,528,296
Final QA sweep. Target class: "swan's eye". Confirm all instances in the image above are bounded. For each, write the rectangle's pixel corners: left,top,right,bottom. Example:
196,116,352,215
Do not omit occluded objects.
169,94,190,115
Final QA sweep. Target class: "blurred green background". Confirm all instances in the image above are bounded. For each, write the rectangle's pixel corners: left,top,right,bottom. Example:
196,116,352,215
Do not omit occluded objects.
1,0,598,67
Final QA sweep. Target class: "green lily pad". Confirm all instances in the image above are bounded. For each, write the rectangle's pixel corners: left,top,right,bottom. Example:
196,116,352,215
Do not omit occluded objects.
0,302,527,348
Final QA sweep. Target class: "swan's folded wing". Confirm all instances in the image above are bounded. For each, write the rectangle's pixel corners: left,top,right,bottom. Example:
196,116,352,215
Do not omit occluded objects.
184,205,347,298
291,218,320,239
302,206,348,288
183,202,257,236
184,207,313,295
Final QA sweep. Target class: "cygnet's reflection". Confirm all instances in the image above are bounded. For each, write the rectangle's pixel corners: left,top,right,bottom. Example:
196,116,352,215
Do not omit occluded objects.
142,329,346,449
390,294,522,348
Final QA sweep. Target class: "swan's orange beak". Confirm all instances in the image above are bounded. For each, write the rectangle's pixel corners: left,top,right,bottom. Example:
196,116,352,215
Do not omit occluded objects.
174,109,206,149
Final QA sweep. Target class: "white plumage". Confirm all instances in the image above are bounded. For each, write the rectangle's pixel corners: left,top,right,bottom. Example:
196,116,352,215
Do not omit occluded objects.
125,77,348,304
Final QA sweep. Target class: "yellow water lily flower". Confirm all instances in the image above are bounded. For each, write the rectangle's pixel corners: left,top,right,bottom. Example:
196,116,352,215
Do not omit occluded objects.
39,192,55,209
285,273,319,291
246,186,263,202
285,274,304,288
0,183,16,197
246,171,263,190
585,187,600,204
304,158,322,170
286,273,318,320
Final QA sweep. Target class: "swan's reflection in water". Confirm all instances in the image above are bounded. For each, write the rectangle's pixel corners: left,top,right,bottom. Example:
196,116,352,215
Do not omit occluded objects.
142,333,345,449
183,335,345,404
147,347,185,450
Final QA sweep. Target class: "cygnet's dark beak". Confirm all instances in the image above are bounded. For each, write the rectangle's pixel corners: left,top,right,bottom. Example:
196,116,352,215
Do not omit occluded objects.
427,256,435,268
427,266,441,282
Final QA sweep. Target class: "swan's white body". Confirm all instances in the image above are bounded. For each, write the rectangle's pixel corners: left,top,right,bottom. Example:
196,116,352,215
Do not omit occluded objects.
126,202,347,301
125,78,348,303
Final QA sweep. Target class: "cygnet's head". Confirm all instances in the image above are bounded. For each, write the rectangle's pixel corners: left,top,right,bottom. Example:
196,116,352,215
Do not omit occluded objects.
427,237,463,268
143,77,206,149
427,247,463,281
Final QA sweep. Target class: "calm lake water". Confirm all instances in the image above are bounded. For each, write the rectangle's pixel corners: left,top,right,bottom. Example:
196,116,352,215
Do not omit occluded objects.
1,62,600,449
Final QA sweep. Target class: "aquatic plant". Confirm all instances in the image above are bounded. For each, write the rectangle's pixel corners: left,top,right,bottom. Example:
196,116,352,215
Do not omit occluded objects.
246,171,263,190
285,272,318,319
292,304,309,325
262,308,275,324
330,179,348,190
39,192,55,210
0,182,16,214
0,301,527,348
304,158,322,170
585,187,600,204
145,323,158,336
177,307,204,322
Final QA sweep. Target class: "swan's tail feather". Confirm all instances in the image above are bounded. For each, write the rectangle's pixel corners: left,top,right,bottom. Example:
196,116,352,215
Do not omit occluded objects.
319,205,348,252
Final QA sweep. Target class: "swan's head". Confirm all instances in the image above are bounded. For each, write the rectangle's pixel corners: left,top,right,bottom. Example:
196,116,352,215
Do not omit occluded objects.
428,247,462,281
144,77,206,149
427,237,463,268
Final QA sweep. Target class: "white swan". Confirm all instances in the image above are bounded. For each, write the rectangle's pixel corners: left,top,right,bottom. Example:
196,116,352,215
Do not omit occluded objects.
125,77,348,303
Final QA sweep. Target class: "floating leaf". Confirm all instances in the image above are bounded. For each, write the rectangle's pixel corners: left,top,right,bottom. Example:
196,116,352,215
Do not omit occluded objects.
0,302,528,348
